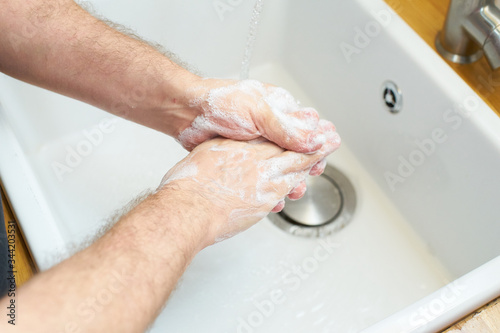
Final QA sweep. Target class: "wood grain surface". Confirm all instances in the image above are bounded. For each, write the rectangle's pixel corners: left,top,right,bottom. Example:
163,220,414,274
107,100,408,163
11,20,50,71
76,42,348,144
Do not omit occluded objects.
443,298,500,333
1,186,37,287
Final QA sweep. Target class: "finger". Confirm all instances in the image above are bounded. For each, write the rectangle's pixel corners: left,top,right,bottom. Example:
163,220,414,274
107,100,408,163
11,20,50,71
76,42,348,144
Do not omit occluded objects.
315,119,341,156
271,200,285,213
256,87,326,153
310,159,327,176
284,108,324,153
258,114,326,154
288,180,307,201
260,153,311,179
196,137,285,162
263,121,340,177
177,123,218,151
268,147,324,175
287,108,320,130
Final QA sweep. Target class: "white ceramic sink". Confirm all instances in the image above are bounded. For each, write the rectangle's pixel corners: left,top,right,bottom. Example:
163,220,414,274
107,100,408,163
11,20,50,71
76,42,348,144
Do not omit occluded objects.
1,0,500,332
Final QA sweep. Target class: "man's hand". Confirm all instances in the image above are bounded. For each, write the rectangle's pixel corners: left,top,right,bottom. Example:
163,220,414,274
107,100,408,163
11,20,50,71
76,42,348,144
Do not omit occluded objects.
159,119,340,245
177,79,327,154
172,78,337,201
0,0,337,180
0,1,344,332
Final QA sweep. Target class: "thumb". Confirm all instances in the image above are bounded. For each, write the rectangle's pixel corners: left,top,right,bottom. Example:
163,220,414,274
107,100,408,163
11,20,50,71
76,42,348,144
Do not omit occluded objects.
259,107,327,153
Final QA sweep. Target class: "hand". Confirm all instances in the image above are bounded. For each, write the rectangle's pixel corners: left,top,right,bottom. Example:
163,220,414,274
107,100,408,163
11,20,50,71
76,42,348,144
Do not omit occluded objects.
174,78,337,200
177,78,327,154
159,119,340,245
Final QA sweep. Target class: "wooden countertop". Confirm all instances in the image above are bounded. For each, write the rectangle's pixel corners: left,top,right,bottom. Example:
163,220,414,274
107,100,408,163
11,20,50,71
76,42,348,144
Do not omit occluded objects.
1,186,37,287
1,0,500,330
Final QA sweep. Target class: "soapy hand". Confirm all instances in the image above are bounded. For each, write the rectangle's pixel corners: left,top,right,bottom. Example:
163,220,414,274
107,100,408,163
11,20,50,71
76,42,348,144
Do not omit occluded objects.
178,79,326,154
175,78,334,200
160,119,340,245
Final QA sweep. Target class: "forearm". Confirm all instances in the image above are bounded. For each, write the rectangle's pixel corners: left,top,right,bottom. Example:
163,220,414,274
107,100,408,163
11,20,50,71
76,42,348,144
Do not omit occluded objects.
0,128,340,331
0,0,334,155
0,0,199,137
0,188,213,332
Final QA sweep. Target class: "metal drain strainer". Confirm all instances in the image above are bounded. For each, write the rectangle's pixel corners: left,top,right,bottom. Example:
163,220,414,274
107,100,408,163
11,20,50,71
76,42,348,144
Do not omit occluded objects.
269,164,356,238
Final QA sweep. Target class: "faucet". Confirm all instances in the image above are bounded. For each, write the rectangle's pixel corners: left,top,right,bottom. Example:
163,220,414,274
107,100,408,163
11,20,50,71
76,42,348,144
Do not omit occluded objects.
436,0,500,70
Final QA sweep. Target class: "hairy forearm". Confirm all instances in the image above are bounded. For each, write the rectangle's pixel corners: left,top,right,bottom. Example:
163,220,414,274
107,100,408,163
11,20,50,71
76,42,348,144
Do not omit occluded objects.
0,0,199,137
0,130,339,331
0,188,214,332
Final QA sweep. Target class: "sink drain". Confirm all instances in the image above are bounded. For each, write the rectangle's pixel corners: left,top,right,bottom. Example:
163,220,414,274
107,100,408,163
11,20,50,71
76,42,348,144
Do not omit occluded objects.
269,164,356,238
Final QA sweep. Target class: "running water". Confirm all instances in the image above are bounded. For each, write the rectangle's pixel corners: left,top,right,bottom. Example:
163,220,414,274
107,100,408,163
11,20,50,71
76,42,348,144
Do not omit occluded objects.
240,0,265,80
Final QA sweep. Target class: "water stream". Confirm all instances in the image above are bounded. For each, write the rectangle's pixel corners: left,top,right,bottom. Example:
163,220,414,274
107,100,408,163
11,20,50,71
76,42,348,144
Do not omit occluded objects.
240,0,265,80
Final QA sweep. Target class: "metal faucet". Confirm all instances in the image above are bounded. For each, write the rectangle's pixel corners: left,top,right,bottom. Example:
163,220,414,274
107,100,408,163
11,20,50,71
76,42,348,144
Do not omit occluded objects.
436,0,500,70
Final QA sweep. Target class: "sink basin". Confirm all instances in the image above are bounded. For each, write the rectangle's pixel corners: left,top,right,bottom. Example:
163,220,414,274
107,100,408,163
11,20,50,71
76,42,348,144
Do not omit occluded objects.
1,0,500,332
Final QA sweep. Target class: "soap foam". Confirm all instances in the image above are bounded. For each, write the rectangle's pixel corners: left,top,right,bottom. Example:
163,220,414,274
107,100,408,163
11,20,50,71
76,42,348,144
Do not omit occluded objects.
178,79,323,152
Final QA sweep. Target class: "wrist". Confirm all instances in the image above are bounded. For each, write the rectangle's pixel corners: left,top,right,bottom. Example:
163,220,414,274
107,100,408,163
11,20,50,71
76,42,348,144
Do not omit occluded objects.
149,67,204,138
152,184,223,251
155,181,228,249
112,60,203,139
